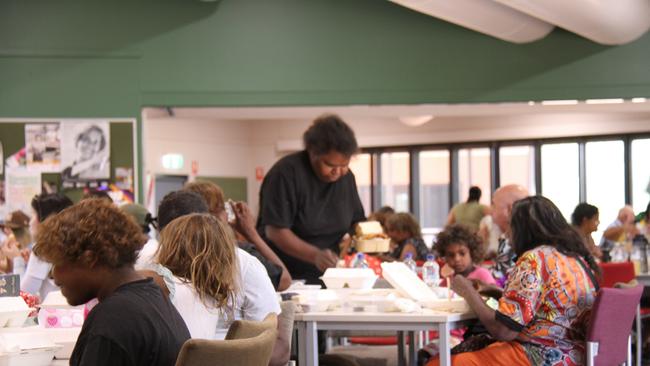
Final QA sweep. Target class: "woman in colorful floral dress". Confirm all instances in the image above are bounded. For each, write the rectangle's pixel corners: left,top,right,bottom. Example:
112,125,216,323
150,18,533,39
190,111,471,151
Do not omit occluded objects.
428,196,600,366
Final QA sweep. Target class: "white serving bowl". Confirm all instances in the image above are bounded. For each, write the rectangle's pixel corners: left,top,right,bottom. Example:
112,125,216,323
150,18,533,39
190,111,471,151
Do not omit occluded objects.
320,268,377,290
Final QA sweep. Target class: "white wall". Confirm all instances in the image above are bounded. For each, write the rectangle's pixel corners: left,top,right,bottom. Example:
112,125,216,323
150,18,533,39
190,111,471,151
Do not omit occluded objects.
144,110,650,213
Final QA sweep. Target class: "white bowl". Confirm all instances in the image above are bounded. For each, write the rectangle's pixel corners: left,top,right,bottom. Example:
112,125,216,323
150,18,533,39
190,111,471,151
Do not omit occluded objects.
320,268,378,290
0,347,60,366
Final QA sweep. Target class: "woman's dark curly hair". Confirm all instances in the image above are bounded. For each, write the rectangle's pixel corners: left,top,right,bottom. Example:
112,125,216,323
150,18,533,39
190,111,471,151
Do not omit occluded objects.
33,198,147,268
434,224,485,264
303,114,358,157
511,196,600,275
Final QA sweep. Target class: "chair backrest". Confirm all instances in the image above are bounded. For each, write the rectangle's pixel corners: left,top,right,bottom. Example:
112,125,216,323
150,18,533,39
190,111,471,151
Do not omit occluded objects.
175,327,278,366
226,312,278,340
278,301,296,346
586,285,643,365
599,262,636,288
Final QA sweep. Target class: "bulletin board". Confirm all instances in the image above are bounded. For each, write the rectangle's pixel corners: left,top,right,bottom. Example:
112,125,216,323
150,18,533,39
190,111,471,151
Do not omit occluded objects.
0,119,137,212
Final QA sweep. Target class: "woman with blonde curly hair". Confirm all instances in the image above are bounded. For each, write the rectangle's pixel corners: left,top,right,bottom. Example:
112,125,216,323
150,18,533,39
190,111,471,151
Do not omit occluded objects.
33,198,190,366
156,213,240,338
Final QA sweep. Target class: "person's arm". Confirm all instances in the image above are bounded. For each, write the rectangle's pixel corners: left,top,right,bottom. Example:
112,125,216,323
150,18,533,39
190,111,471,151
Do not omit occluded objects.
20,254,49,295
451,275,518,341
398,243,417,261
603,225,626,241
232,202,292,291
446,210,456,226
266,226,338,271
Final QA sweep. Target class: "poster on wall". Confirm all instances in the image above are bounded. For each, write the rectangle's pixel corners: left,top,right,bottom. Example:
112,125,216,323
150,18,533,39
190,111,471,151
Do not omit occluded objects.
25,123,61,172
5,168,41,215
60,121,110,181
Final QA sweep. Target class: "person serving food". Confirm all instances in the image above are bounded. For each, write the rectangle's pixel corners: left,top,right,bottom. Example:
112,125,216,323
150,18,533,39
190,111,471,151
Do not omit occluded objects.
256,114,366,284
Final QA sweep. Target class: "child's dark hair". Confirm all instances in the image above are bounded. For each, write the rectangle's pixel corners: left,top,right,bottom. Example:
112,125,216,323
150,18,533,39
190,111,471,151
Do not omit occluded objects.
31,193,74,222
157,190,209,230
434,224,485,263
385,212,422,240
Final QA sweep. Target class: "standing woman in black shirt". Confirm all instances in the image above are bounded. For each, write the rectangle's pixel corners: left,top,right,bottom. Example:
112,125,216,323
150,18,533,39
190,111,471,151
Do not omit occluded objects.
257,114,366,284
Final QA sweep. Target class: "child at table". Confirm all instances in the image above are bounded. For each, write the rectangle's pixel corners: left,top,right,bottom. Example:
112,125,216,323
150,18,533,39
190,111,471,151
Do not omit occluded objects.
384,212,430,261
434,224,496,287
418,224,497,364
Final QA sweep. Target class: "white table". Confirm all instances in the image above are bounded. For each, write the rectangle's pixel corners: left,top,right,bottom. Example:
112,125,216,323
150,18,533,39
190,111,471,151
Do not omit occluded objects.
294,310,476,366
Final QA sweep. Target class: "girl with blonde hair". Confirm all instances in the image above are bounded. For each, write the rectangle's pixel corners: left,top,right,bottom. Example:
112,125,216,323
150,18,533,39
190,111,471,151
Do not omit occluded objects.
157,213,240,338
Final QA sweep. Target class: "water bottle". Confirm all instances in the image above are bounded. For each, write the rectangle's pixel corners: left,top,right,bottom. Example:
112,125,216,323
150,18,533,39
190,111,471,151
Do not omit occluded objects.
422,254,440,288
633,234,649,273
352,253,369,269
403,253,417,273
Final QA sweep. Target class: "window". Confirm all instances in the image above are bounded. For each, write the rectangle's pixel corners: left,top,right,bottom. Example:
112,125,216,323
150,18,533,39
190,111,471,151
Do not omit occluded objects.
586,140,625,239
541,143,579,221
380,152,410,212
499,145,536,195
348,153,372,217
632,138,650,214
419,150,450,229
458,147,491,205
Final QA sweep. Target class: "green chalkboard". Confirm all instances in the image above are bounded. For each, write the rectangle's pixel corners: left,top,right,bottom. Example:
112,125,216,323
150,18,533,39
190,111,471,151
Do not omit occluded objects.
196,176,247,202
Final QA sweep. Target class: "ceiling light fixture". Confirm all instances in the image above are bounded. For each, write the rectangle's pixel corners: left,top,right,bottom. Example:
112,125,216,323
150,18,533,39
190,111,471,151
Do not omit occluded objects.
398,115,434,127
540,100,579,106
585,98,625,104
631,97,647,103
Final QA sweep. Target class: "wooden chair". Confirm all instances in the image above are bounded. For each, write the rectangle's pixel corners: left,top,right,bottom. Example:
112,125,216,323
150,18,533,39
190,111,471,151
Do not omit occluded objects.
175,327,277,366
226,313,278,340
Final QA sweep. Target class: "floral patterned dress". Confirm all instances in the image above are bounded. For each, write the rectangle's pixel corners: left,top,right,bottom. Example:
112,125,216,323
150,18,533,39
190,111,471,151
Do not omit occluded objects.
497,245,598,366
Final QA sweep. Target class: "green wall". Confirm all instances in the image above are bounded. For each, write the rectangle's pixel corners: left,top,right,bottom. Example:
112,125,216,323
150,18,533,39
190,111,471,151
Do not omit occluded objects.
2,0,650,199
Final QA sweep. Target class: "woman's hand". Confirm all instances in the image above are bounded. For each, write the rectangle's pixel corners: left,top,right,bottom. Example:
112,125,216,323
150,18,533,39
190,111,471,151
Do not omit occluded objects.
231,201,258,241
315,249,338,271
450,274,478,299
471,279,504,299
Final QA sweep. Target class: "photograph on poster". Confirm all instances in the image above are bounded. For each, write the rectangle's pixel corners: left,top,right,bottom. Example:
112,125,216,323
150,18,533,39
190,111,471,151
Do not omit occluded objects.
25,123,61,172
60,121,110,181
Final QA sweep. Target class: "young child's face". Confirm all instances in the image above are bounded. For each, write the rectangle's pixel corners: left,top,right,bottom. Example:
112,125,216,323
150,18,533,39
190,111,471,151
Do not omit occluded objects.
444,243,472,274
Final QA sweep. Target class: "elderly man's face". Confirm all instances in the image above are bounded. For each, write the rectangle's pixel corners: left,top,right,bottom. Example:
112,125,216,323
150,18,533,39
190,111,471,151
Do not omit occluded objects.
492,193,511,234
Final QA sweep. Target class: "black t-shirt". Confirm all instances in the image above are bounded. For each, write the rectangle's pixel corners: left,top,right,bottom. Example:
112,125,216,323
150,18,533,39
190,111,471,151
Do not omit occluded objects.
238,241,283,290
70,278,191,366
256,150,366,283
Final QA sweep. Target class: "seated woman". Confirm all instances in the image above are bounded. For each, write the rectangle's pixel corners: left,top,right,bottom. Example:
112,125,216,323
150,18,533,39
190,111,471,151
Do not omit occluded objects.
428,196,599,366
384,212,429,261
571,202,602,260
156,213,240,339
33,199,190,366
21,193,73,300
150,190,287,366
434,224,496,285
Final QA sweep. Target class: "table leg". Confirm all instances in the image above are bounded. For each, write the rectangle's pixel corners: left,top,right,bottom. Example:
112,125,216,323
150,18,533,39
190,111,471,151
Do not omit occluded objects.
297,322,306,366
408,330,416,366
397,331,406,366
438,322,451,366
305,321,318,366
